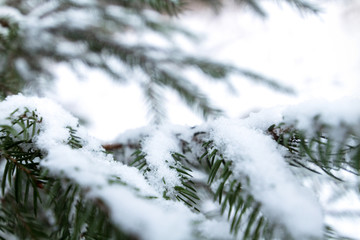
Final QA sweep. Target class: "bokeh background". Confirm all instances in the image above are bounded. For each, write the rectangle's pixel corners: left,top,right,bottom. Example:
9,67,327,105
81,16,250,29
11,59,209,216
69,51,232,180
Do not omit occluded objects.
46,0,360,143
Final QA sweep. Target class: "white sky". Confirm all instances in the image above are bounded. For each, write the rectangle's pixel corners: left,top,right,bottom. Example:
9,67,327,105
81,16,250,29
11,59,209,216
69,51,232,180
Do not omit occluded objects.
48,0,360,142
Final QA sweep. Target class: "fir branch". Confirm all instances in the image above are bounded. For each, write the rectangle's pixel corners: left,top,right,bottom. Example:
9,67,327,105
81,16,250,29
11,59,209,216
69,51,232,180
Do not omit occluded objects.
0,108,133,239
238,0,267,17
282,0,320,14
0,109,44,216
183,57,294,93
66,127,83,149
153,70,223,118
130,149,201,211
235,67,295,93
268,122,360,180
171,152,200,212
324,225,358,240
142,81,167,124
102,142,141,151
130,149,148,171
198,140,278,238
101,0,186,16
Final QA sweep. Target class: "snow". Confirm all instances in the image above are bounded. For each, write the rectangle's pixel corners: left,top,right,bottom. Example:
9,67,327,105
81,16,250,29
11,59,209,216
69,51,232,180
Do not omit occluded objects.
14,59,32,81
209,118,323,238
56,41,87,56
28,1,60,19
99,186,194,240
1,92,360,239
1,0,360,239
282,97,360,131
0,6,23,21
105,5,143,29
241,96,360,137
141,126,183,195
43,143,199,240
69,0,96,6
0,25,9,36
196,218,234,239
0,95,198,240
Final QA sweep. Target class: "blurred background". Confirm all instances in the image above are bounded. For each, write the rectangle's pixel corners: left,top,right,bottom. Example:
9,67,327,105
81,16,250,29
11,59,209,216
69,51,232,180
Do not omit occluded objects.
45,0,360,142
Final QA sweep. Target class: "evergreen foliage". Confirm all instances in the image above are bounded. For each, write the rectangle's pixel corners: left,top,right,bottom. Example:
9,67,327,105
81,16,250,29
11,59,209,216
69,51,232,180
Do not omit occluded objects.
0,0,359,240
0,108,130,239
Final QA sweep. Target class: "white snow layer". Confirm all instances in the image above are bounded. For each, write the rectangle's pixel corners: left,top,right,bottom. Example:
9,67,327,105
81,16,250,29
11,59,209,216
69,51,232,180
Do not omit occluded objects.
141,125,184,195
209,118,323,238
282,97,360,131
0,95,197,240
1,95,360,239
